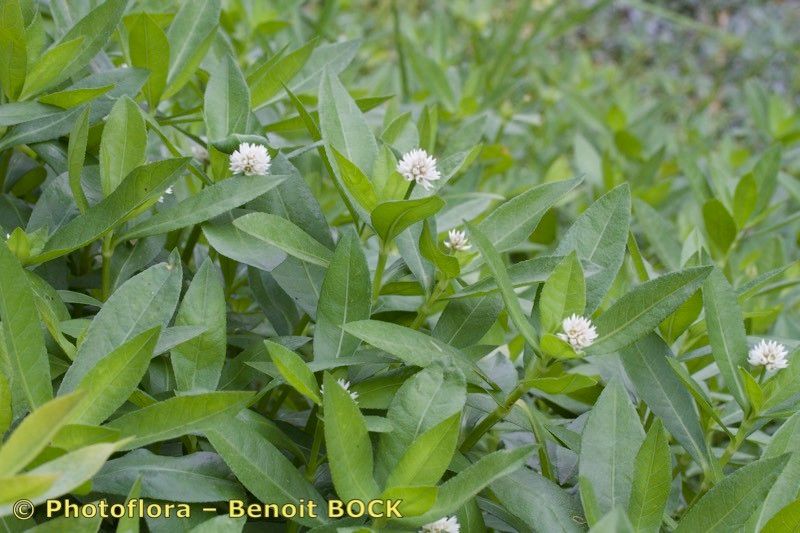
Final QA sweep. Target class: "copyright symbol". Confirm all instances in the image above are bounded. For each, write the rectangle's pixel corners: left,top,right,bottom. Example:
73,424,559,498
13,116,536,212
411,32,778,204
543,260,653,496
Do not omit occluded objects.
13,499,34,519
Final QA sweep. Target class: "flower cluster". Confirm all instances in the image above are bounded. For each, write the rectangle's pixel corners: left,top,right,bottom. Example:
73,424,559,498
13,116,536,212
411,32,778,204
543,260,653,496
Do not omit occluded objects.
321,378,359,401
420,516,460,533
229,142,271,176
397,148,441,190
444,229,471,252
557,314,598,350
748,340,789,371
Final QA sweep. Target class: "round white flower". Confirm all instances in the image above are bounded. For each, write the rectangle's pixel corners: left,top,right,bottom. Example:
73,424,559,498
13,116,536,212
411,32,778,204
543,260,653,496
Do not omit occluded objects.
321,378,359,401
557,314,598,350
420,516,460,533
229,142,271,176
397,148,441,190
158,186,174,204
444,229,471,252
748,340,789,371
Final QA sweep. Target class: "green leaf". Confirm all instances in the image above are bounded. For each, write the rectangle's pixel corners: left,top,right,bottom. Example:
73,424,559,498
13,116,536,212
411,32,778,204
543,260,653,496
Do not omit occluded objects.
319,70,377,176
0,0,27,101
556,183,630,313
733,173,757,227
99,96,148,196
432,293,503,349
204,54,250,141
206,417,327,528
171,259,226,392
121,174,287,240
0,473,54,505
579,379,645,516
19,37,86,100
67,105,91,213
466,221,539,349
0,392,83,476
627,419,671,533
0,374,9,435
524,373,597,394
0,242,52,412
314,231,371,360
419,220,460,279
59,258,183,393
591,508,636,533
540,251,585,333
93,449,245,502
0,101,58,126
127,13,169,109
380,485,437,517
491,470,583,533
747,410,800,530
751,145,781,216
38,159,190,261
249,40,315,108
762,499,800,533
105,391,253,449
2,441,125,511
165,0,220,97
702,199,737,254
38,84,114,109
675,455,789,532
69,327,159,425
330,147,378,212
588,266,712,355
232,212,333,267
385,413,460,489
375,365,465,485
266,340,320,405
41,0,128,98
323,373,379,501
702,268,749,409
477,177,580,252
620,334,712,472
453,255,583,298
398,446,533,527
371,196,445,244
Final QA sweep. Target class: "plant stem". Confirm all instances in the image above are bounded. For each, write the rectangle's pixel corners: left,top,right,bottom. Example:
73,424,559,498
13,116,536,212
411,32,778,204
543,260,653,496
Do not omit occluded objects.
101,232,114,301
718,416,754,468
372,243,388,303
460,382,528,452
410,279,448,329
181,224,202,264
305,416,324,481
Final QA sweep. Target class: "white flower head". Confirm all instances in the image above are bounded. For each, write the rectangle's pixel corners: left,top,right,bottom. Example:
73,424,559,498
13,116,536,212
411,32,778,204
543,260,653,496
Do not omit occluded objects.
748,340,789,371
191,144,209,162
420,516,460,533
229,142,271,176
321,378,359,401
157,186,174,203
444,229,471,252
557,314,598,350
397,148,441,190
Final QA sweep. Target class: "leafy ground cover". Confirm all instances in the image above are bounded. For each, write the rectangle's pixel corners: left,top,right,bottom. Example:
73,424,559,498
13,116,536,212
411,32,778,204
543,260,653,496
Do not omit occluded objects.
1,0,799,531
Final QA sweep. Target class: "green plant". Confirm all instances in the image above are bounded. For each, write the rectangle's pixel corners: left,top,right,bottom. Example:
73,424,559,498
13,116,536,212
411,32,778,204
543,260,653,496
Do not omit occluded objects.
1,0,799,532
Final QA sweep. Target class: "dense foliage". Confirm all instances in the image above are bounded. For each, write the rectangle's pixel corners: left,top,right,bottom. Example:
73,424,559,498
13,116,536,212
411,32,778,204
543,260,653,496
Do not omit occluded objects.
1,0,799,531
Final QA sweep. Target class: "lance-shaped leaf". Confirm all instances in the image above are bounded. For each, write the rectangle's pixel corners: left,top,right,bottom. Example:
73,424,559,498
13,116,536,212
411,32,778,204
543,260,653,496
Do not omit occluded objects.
702,268,749,409
204,54,250,141
0,0,27,101
323,373,379,501
127,13,169,109
59,258,183,393
37,159,190,262
579,379,645,516
206,417,327,528
539,251,585,333
19,37,86,101
165,0,220,98
491,470,584,533
556,183,630,313
675,455,789,532
477,177,581,252
371,197,445,244
105,391,253,450
385,413,460,489
99,96,147,196
314,231,371,361
69,327,159,425
233,212,333,267
419,220,460,279
266,341,320,405
249,40,316,108
588,266,712,355
0,242,52,412
0,392,83,477
628,419,671,533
